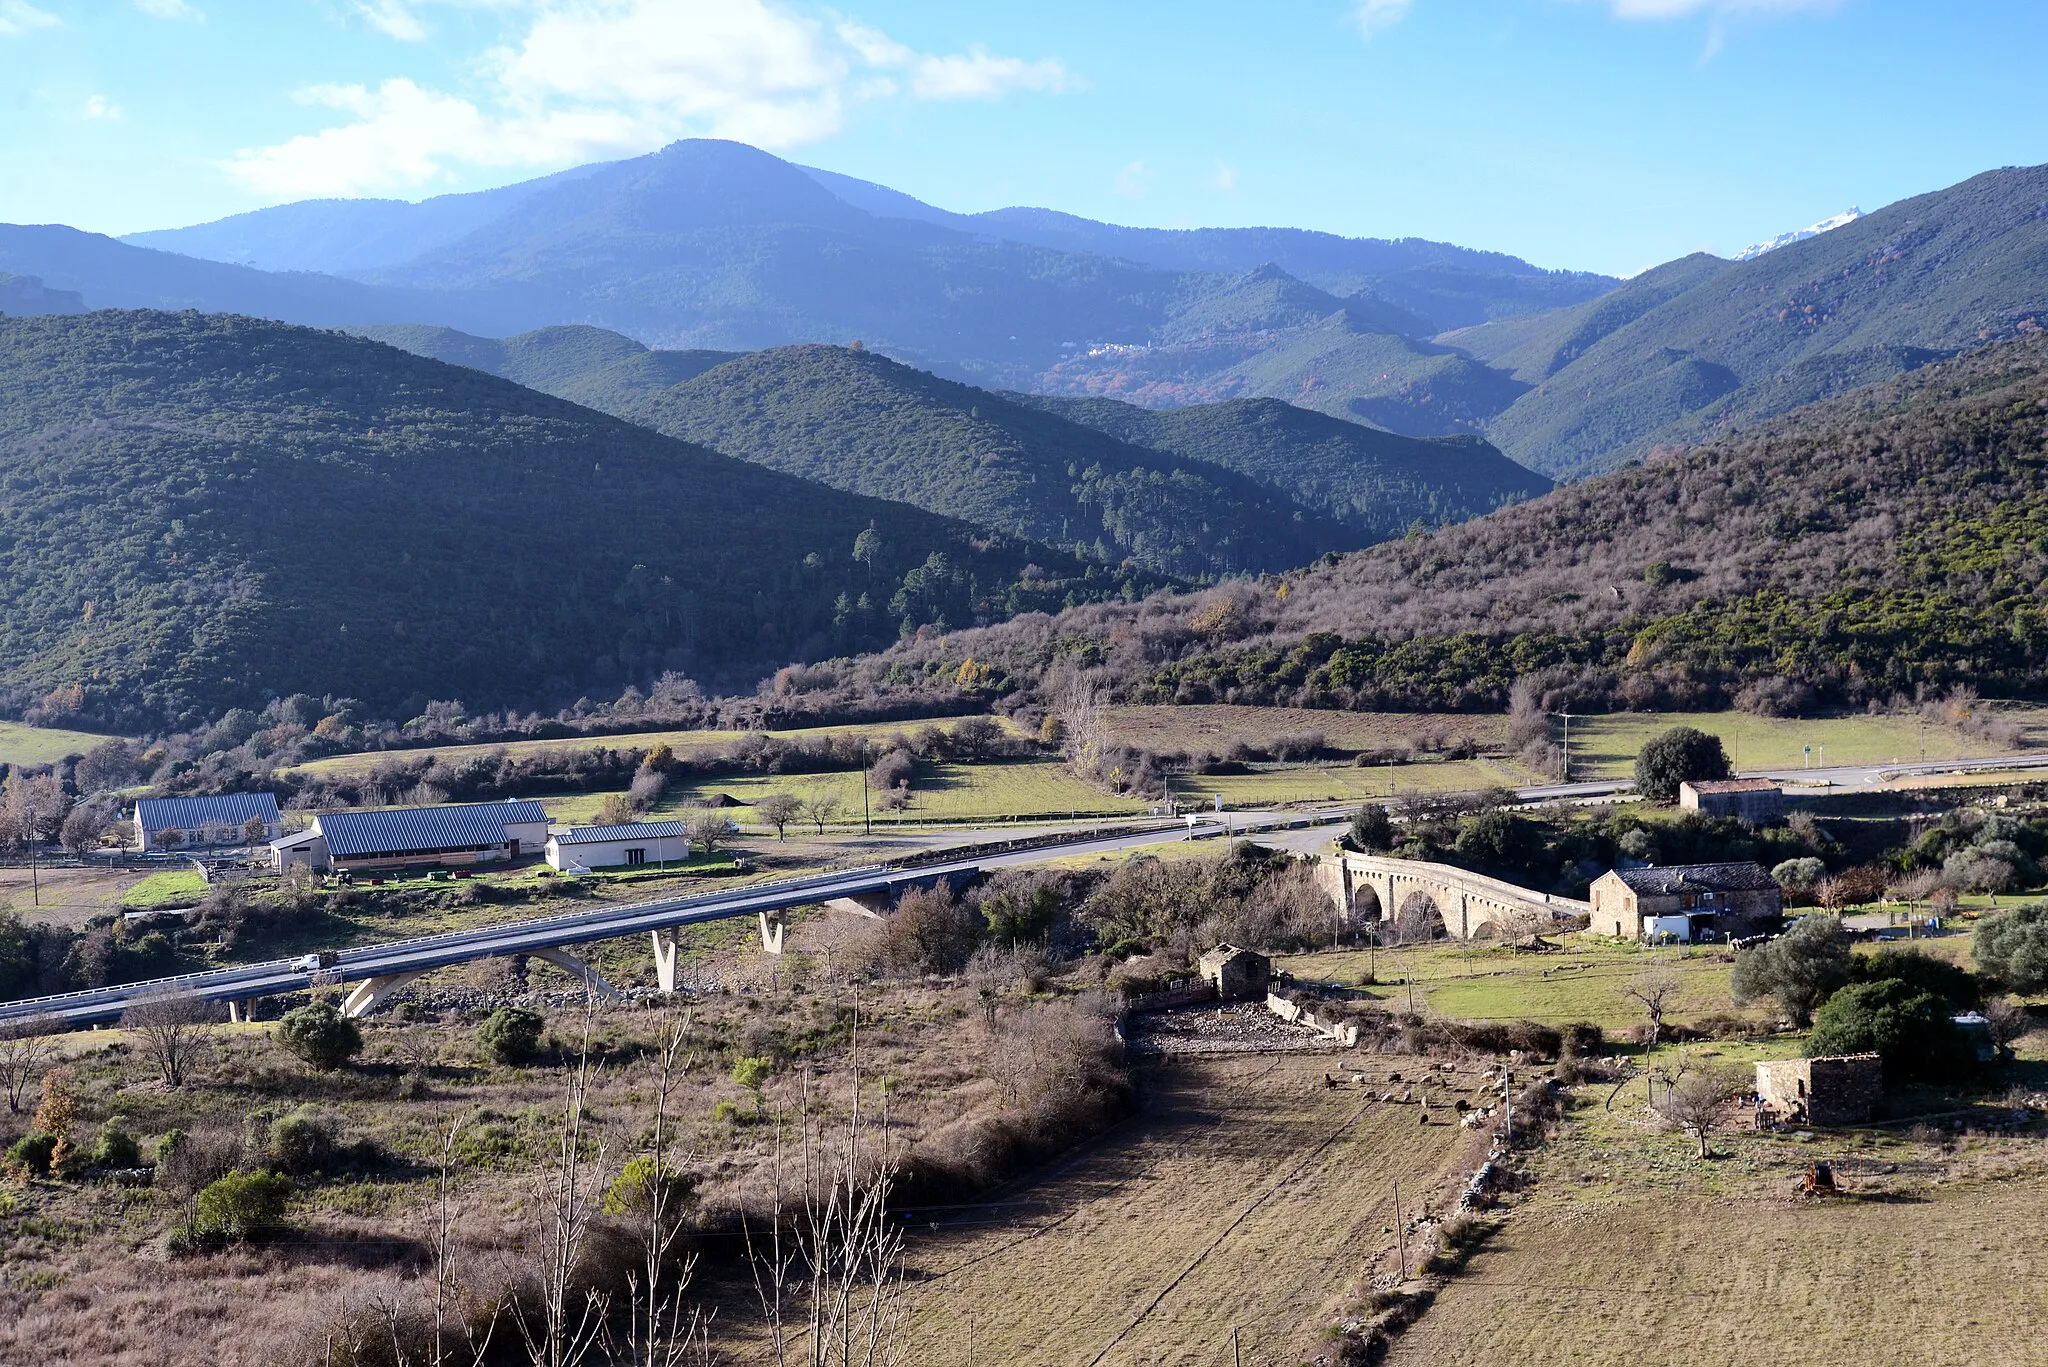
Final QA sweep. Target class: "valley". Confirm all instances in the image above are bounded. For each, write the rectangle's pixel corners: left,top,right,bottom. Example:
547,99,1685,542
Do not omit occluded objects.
6,30,2048,1367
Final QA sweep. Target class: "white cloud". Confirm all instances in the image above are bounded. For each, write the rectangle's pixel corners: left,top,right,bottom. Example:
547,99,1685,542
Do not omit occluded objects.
356,0,426,41
1115,160,1151,197
84,94,123,120
1214,163,1236,191
1351,0,1412,39
133,0,200,16
229,0,1071,197
1602,0,1838,15
0,0,58,38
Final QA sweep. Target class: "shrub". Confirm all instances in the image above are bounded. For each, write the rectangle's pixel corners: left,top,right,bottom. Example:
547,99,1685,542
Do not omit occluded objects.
601,1153,696,1217
1847,947,1983,1009
1348,803,1395,853
1633,726,1732,802
1973,903,2048,993
1732,913,1851,1024
274,1003,362,1070
266,1108,337,1175
4,1132,57,1179
89,1118,142,1169
1807,978,1971,1080
478,1007,546,1065
193,1169,292,1241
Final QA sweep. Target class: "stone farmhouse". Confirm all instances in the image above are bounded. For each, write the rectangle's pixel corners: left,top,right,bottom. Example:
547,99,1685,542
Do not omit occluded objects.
1200,944,1271,1001
1755,1054,1882,1126
1588,862,1783,943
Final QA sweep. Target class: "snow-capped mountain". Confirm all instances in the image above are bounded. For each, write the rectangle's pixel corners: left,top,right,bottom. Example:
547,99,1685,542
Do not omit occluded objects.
1734,208,1863,261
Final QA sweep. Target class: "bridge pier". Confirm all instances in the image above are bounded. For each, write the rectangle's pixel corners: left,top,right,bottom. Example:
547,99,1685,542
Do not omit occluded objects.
651,930,680,992
342,969,430,1018
758,911,786,955
530,947,623,1002
227,999,259,1024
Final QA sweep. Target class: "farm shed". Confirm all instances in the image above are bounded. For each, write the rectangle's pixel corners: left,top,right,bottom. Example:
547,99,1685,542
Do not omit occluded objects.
1755,1054,1883,1127
268,827,328,873
133,792,281,852
305,799,551,873
1589,863,1782,943
545,820,689,872
1679,778,1784,824
1199,944,1271,1001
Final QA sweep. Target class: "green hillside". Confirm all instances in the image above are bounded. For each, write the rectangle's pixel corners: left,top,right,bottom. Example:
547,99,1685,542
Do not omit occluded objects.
1010,392,1548,532
619,344,1360,578
1456,165,2048,477
350,323,737,413
836,334,2048,715
0,312,1145,730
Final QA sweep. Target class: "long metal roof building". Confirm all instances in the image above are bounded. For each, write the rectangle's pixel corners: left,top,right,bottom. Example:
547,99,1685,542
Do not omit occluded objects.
135,792,280,833
553,820,685,846
315,801,549,860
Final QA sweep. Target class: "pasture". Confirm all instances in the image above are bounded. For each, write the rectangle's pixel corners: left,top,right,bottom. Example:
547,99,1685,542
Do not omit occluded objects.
1567,710,2038,779
0,720,122,767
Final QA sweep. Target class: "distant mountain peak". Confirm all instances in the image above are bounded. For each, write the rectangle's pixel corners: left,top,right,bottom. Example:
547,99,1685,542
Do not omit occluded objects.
1734,208,1863,262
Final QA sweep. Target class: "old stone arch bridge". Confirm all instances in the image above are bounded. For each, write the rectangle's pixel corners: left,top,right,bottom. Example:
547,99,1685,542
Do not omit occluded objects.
1314,849,1590,942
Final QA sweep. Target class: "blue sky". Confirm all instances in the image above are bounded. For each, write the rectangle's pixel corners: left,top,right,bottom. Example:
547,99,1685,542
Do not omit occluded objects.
2,0,2043,275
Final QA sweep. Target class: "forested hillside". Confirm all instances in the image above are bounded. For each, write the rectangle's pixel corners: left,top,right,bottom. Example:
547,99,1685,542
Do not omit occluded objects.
825,335,2048,717
1011,391,1548,532
0,312,1148,730
350,323,737,414
620,345,1362,578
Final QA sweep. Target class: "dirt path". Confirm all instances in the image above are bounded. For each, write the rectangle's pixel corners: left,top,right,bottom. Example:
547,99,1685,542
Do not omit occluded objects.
897,1053,1485,1367
0,865,147,928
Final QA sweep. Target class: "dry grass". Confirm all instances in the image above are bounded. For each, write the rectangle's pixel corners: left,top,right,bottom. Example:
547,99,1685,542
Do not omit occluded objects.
1102,706,1507,754
0,865,152,929
896,1051,1487,1367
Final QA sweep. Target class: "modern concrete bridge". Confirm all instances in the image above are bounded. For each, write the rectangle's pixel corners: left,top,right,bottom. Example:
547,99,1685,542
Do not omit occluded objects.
0,812,1344,1028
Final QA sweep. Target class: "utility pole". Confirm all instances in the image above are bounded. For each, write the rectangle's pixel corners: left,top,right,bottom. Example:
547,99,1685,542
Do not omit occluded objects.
24,799,37,907
862,764,872,836
1549,709,1572,783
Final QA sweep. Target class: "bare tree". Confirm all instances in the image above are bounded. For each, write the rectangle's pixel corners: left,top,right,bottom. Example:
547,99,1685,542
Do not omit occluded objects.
748,995,905,1367
757,793,804,841
1651,1057,1749,1159
0,1015,55,1114
1623,970,1682,1051
685,812,733,858
621,1013,712,1367
518,1008,614,1367
122,990,215,1088
421,1117,502,1367
800,791,843,837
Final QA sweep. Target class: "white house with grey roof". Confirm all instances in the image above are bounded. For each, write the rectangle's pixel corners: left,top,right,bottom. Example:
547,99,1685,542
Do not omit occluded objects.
545,821,689,873
134,793,281,852
269,799,550,873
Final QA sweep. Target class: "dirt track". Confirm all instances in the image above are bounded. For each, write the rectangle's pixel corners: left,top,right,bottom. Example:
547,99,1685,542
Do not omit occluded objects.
897,1051,1487,1367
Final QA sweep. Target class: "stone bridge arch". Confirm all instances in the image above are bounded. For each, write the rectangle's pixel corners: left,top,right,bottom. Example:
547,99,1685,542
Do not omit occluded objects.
1316,849,1590,943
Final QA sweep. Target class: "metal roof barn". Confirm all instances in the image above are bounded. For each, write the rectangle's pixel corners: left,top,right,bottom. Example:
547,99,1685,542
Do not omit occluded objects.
316,801,550,860
135,792,280,833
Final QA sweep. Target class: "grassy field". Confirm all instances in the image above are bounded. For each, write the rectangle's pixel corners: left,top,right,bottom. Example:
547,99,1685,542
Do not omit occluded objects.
1174,756,1536,807
118,868,209,910
898,1051,1487,1367
653,759,1151,826
1569,710,2038,779
1103,704,1509,754
0,720,122,767
289,715,1013,779
1276,936,1758,1034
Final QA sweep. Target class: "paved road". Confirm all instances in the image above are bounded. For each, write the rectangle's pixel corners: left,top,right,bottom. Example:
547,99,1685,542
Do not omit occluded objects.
0,812,1343,1029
